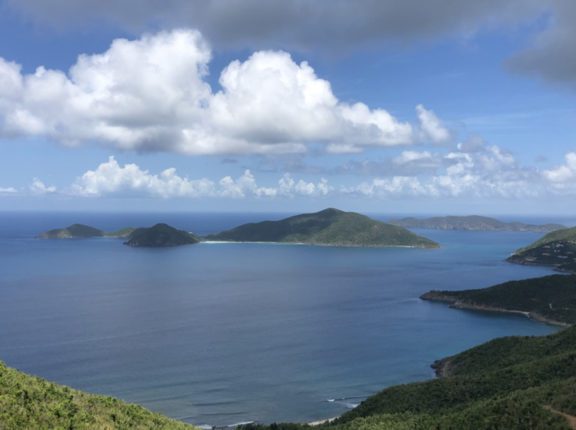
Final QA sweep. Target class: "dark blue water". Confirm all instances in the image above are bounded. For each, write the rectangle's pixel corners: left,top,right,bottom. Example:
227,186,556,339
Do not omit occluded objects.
0,212,562,427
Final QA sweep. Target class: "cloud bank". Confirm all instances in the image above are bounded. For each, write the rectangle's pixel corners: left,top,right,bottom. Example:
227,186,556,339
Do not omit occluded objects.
71,157,330,198
2,147,571,201
7,0,575,85
0,29,451,155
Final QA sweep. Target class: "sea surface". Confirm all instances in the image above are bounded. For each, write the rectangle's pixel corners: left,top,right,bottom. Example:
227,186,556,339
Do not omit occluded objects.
0,212,571,427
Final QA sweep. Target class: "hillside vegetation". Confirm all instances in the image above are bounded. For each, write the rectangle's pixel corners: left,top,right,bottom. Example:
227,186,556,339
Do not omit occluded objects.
507,227,576,272
207,208,438,248
421,274,576,325
39,224,135,239
390,215,564,233
0,361,195,429
124,223,199,247
242,326,576,430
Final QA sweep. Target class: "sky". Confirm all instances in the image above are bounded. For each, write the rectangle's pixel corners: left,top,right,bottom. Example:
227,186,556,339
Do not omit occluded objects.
0,0,575,215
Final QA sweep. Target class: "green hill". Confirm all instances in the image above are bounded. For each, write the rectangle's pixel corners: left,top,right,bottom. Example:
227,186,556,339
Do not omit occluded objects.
124,223,199,248
389,215,564,233
39,224,104,239
0,361,195,430
507,227,576,272
39,224,135,239
241,325,576,430
421,274,576,326
206,208,438,248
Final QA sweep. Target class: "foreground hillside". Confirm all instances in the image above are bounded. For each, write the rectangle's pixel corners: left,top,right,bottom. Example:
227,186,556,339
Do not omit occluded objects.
507,227,576,272
421,274,576,326
207,208,438,248
390,215,564,233
0,361,195,430
242,326,576,430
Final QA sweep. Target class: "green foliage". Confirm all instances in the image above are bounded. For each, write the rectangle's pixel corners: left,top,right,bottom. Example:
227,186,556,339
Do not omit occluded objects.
508,227,576,271
125,223,199,247
423,274,576,324
207,208,438,248
0,361,196,429
243,326,576,430
39,224,104,239
389,215,564,233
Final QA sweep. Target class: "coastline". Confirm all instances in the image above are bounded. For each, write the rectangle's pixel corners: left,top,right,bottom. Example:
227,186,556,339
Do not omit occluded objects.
420,292,571,328
201,240,435,249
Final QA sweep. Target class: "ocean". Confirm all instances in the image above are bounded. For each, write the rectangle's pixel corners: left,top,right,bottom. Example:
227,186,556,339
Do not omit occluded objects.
0,212,566,427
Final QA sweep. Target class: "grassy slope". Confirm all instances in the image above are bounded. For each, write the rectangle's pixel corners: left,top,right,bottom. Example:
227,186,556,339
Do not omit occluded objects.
241,326,576,430
207,209,438,248
421,274,576,325
0,361,195,430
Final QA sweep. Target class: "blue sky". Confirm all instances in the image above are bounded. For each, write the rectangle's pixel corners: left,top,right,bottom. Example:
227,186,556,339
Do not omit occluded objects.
0,0,575,214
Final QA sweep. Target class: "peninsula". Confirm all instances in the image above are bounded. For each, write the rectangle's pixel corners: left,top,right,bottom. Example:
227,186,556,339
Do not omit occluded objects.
421,274,576,326
507,227,576,272
206,208,439,248
124,223,199,248
389,215,564,233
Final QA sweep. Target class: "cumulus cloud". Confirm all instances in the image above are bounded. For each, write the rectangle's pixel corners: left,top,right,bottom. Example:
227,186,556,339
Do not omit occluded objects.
344,143,543,199
0,29,446,155
29,178,57,194
71,156,330,198
416,105,451,143
543,152,576,191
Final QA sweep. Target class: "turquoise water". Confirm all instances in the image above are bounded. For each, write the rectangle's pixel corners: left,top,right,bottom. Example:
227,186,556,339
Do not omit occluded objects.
0,212,562,427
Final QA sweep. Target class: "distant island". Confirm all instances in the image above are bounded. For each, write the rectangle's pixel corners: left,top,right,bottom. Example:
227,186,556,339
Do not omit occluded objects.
507,227,576,272
0,361,195,430
124,223,199,248
206,208,439,248
38,224,135,239
39,223,198,248
389,215,565,232
421,274,576,326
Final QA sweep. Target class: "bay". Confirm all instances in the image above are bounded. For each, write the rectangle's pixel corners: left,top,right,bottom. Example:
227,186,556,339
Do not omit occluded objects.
0,212,562,427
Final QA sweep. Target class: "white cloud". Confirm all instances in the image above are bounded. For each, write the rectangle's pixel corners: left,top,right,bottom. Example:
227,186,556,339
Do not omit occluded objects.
416,104,451,143
0,29,439,155
29,178,57,194
0,186,17,194
14,148,576,201
542,152,576,191
345,144,542,198
71,156,330,199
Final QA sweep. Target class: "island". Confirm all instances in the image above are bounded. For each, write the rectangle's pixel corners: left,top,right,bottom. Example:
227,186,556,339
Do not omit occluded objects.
206,208,439,248
38,224,135,239
507,227,576,272
124,223,199,248
389,215,564,232
420,274,576,326
0,361,195,430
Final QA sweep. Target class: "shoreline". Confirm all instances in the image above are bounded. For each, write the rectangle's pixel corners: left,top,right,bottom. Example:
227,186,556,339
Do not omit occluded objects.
420,293,571,328
201,240,436,249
